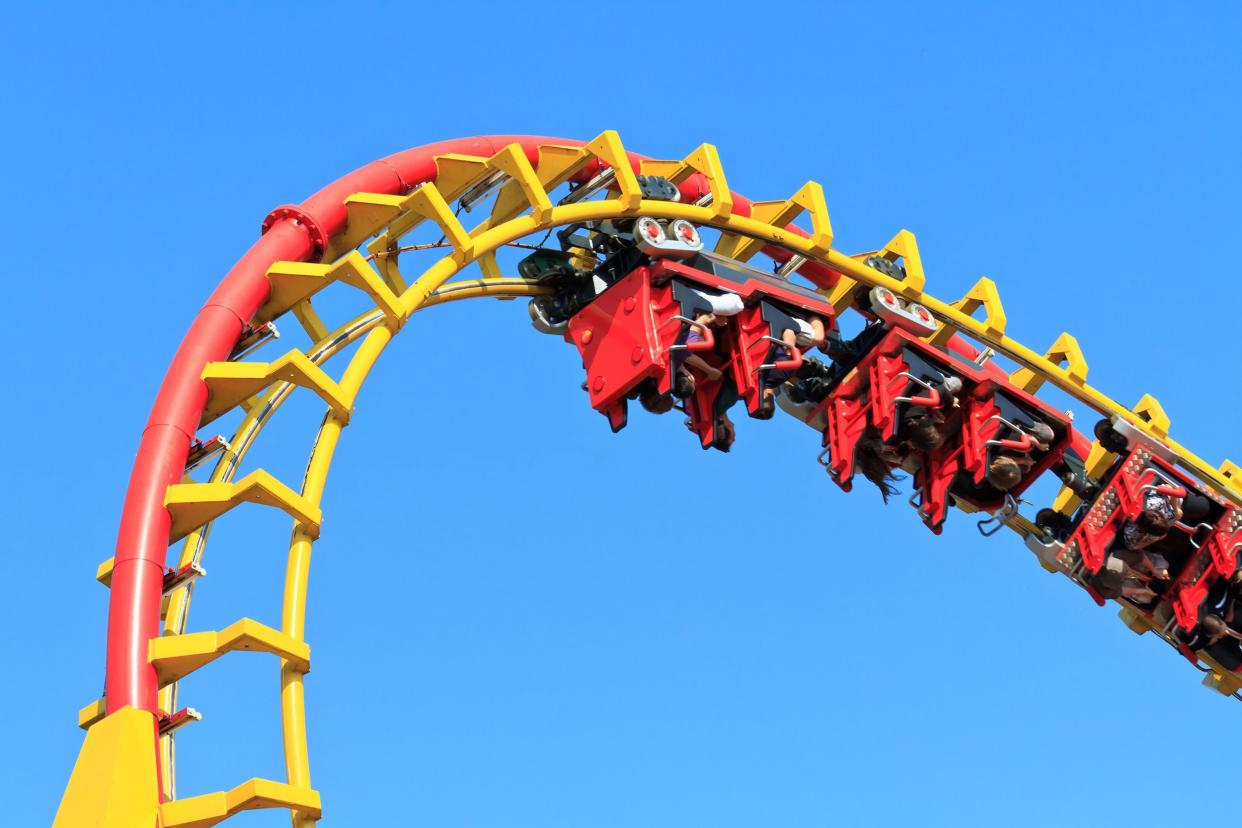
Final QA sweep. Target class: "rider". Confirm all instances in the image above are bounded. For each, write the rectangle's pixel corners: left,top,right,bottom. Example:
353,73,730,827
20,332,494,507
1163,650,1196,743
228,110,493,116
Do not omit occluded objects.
757,313,829,419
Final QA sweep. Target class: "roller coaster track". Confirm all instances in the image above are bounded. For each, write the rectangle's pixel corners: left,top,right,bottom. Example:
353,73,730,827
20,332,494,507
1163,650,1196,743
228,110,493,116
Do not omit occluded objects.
55,132,1242,827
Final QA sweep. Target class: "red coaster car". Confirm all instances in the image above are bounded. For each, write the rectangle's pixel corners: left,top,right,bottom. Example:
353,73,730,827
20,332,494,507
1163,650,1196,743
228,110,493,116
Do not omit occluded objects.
568,251,837,448
809,327,1073,534
1058,443,1242,630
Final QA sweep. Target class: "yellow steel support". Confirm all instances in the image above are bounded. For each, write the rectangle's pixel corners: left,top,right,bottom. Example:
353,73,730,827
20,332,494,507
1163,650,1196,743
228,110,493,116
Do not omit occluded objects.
484,143,554,227
164,469,321,543
1132,393,1171,439
1117,607,1152,635
875,229,927,297
200,349,352,426
1010,332,1088,394
666,143,734,218
97,556,115,587
291,299,329,343
431,152,492,202
928,276,1007,346
329,251,403,326
1221,460,1242,497
149,617,310,688
159,778,321,828
405,182,473,260
718,181,829,263
583,130,642,212
78,697,108,730
54,707,161,828
533,143,592,192
332,192,409,256
257,262,332,324
1203,670,1242,697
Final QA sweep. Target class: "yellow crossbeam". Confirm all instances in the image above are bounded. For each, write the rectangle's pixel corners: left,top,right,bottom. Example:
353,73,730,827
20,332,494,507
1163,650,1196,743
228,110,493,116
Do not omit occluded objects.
164,469,321,543
1010,332,1088,393
405,182,473,259
149,617,310,688
432,153,492,202
159,777,321,828
77,697,107,730
718,180,830,262
484,143,554,228
874,229,927,297
331,192,410,257
584,130,642,213
257,261,331,323
200,349,352,426
928,276,1006,345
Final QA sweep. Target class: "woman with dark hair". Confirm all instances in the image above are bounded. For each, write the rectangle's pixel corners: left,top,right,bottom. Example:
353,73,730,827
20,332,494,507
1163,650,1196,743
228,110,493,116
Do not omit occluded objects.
853,428,905,503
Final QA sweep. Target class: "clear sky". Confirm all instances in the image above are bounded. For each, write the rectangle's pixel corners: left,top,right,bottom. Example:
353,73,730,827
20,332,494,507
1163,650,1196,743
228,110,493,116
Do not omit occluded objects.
5,2,1241,825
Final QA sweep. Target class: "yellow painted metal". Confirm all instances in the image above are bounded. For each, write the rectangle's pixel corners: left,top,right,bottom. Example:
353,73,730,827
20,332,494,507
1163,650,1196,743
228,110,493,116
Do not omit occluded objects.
257,262,332,324
200,349,353,426
78,697,107,730
928,276,1007,346
159,778,321,828
54,707,161,828
97,556,115,587
667,143,734,218
431,152,492,202
291,299,329,343
405,183,474,260
329,251,403,327
164,469,321,543
1203,670,1242,696
149,618,310,688
533,143,592,192
1117,607,1152,635
1132,393,1171,438
875,230,927,297
718,181,828,263
332,192,409,256
484,143,554,227
1010,332,1088,394
584,130,642,212
1221,460,1242,497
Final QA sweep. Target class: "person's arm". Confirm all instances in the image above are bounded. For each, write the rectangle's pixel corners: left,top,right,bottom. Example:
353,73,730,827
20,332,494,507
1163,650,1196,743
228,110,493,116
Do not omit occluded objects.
809,316,827,348
685,354,722,382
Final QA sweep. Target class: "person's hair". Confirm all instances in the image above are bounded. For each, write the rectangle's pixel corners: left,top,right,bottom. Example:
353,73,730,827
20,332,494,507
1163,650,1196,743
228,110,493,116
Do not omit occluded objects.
854,430,904,503
638,383,674,414
987,456,1023,490
673,370,695,399
712,414,735,452
903,416,944,452
1201,614,1229,643
1136,508,1172,535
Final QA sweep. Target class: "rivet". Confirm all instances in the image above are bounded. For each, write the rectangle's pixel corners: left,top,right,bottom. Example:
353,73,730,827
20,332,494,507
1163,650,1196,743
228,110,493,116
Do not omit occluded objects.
592,376,605,392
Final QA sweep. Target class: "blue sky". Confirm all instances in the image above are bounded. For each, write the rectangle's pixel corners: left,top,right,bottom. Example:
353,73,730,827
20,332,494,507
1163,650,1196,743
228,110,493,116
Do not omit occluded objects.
5,2,1241,825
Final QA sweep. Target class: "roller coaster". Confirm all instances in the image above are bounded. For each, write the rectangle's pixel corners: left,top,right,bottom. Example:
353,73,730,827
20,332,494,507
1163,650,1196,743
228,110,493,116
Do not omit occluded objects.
55,133,1242,827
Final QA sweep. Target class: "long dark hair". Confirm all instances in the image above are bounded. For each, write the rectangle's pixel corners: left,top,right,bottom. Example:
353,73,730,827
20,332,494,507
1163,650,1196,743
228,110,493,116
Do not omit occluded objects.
854,429,904,503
